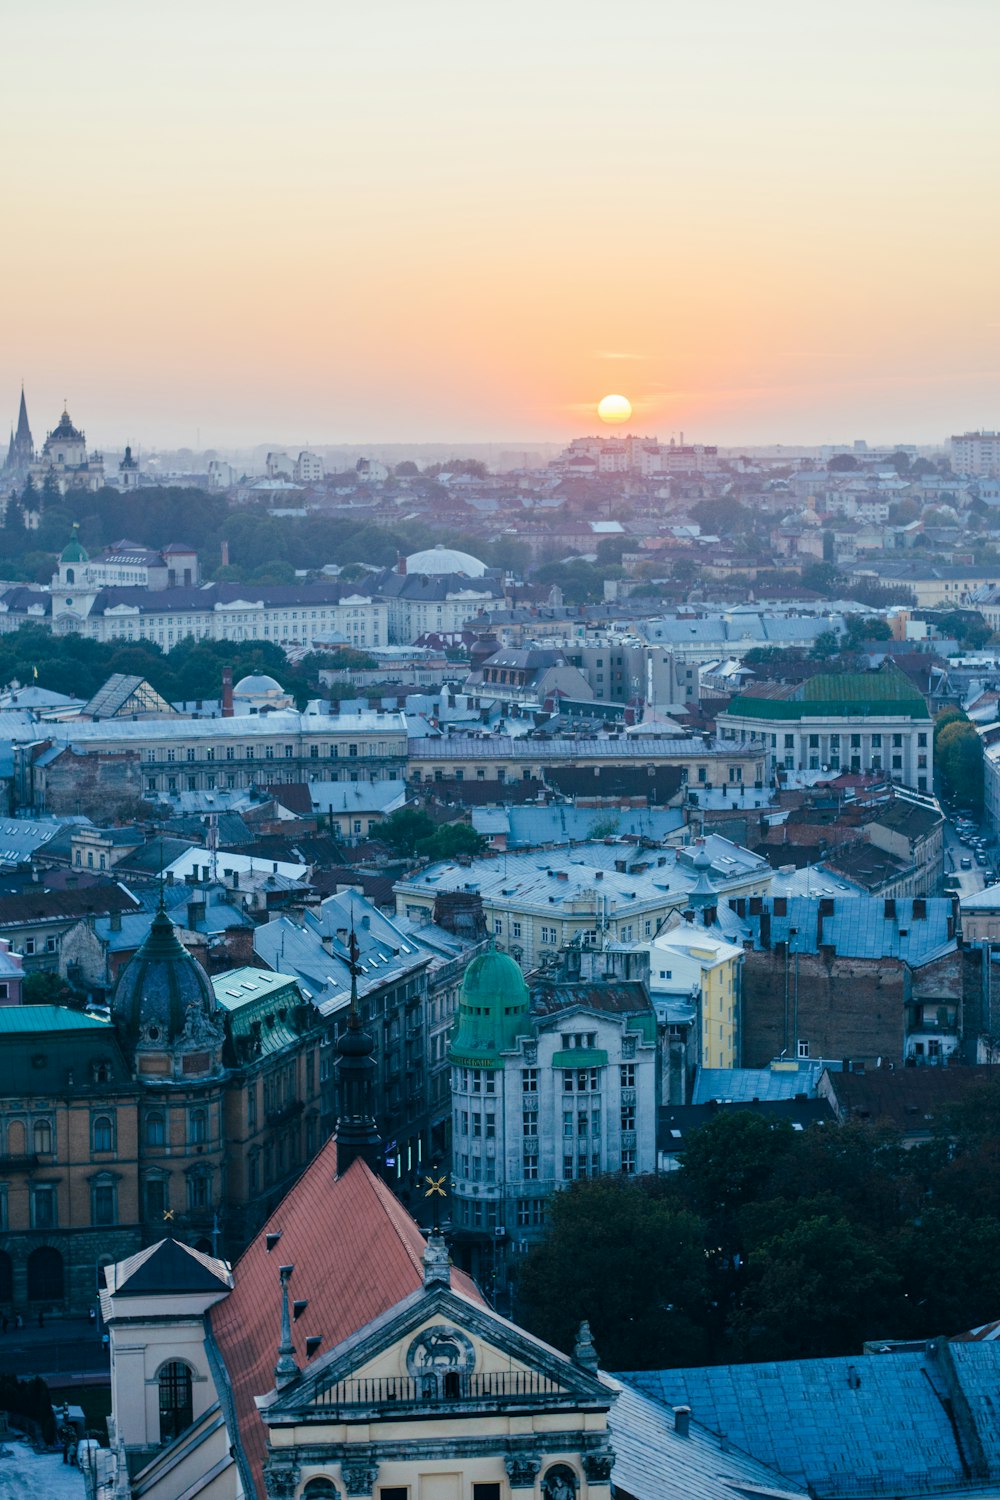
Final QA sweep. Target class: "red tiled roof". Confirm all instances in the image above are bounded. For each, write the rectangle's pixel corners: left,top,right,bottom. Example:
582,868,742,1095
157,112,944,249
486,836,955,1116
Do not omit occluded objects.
210,1145,483,1498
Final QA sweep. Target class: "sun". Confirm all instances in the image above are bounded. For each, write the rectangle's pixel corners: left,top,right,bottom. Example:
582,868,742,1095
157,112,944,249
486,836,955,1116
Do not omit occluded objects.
597,393,632,425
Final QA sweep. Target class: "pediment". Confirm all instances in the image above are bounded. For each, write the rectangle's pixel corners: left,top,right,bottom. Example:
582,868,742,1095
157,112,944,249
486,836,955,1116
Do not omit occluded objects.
262,1286,611,1420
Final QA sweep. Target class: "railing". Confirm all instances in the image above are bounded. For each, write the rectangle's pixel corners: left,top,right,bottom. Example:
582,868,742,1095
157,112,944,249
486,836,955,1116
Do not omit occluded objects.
0,1154,40,1170
314,1369,566,1411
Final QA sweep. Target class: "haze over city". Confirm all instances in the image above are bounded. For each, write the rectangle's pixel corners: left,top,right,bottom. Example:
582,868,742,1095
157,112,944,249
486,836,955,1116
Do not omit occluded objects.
4,0,998,450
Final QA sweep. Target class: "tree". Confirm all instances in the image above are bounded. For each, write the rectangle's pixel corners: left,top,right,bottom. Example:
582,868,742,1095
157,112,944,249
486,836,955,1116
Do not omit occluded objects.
810,631,840,659
935,714,984,812
517,1178,712,1370
827,454,859,471
800,561,843,597
417,823,486,861
730,1214,898,1360
691,497,752,536
678,1112,796,1222
24,971,71,1006
379,806,435,856
843,615,892,648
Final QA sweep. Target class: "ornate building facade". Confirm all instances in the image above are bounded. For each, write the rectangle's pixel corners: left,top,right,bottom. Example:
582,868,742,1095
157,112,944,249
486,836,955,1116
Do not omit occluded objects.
0,910,327,1316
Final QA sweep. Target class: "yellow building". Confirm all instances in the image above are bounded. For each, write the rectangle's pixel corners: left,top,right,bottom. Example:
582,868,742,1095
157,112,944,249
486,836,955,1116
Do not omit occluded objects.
648,916,745,1071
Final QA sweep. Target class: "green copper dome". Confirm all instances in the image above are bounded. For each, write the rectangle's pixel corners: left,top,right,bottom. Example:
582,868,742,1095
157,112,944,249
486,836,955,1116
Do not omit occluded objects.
60,530,88,564
449,948,530,1068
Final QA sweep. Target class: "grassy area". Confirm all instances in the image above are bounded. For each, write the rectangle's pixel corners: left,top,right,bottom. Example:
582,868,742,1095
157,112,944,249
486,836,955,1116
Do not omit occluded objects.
48,1384,111,1438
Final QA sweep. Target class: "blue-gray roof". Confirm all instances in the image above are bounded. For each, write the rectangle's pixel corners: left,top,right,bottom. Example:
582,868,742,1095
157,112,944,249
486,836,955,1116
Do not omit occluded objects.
471,805,685,848
621,1340,1000,1498
737,896,955,966
694,1062,822,1103
607,1380,807,1500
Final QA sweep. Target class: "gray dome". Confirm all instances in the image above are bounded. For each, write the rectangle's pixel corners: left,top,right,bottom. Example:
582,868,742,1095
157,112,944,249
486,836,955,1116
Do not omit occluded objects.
233,673,285,696
112,908,218,1047
405,545,486,577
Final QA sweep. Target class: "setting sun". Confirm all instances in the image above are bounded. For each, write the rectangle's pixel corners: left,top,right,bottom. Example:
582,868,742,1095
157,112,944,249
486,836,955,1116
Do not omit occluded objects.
597,394,632,425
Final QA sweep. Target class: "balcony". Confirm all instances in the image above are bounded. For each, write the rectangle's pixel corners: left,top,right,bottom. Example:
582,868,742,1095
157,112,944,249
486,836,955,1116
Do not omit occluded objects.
0,1154,39,1171
314,1369,573,1415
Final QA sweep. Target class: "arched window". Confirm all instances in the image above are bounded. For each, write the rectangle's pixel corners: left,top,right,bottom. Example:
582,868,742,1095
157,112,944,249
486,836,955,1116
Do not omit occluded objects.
189,1109,207,1146
442,1371,461,1400
33,1120,52,1155
27,1245,64,1302
157,1361,193,1443
65,568,74,585
303,1481,340,1499
145,1112,165,1148
92,1115,113,1153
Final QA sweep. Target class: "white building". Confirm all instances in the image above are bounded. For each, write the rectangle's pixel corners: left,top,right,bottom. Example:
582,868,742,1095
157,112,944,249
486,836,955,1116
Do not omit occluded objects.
449,947,659,1282
295,450,324,483
715,665,934,793
952,431,1000,476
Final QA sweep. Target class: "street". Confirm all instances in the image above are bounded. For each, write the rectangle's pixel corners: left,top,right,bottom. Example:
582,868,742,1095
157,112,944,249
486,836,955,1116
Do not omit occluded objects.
943,819,991,898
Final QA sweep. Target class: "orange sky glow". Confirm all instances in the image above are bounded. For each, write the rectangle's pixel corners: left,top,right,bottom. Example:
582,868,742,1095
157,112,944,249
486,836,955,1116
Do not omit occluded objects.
2,0,998,450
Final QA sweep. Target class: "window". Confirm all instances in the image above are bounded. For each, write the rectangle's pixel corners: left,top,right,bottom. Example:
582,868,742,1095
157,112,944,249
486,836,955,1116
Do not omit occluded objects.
621,1105,636,1131
523,1151,538,1180
493,919,503,935
92,1179,116,1226
522,1106,538,1135
622,1148,636,1175
521,1068,538,1093
189,1108,208,1145
31,1184,57,1230
33,1119,52,1154
621,1063,635,1088
146,1112,165,1147
158,1362,193,1443
145,1177,167,1220
516,1199,545,1228
92,1114,114,1152
798,1040,809,1058
379,1490,409,1500
473,1486,502,1500
187,1172,210,1211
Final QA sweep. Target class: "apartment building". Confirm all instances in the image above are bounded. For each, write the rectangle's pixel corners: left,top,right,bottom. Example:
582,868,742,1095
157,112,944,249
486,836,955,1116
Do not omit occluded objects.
395,836,772,972
715,667,933,792
408,733,765,791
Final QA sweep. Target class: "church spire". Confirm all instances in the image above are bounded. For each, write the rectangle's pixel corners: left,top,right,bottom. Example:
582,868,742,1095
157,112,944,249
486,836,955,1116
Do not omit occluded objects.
15,386,31,447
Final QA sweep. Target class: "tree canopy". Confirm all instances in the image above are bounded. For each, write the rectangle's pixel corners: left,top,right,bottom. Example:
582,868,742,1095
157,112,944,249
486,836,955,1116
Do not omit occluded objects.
515,1099,1000,1370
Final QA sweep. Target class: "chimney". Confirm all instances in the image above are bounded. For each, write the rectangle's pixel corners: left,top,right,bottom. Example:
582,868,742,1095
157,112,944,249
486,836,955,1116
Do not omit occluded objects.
109,909,122,933
624,706,636,726
673,1406,691,1438
222,666,234,718
220,540,230,568
703,904,717,928
397,552,407,575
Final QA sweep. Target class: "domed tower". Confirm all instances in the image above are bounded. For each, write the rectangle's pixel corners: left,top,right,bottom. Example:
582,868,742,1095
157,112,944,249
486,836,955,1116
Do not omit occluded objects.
449,949,530,1069
112,906,225,1078
56,525,89,588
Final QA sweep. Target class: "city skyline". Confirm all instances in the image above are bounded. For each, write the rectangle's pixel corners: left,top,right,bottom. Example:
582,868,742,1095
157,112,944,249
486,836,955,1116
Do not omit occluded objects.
3,0,998,449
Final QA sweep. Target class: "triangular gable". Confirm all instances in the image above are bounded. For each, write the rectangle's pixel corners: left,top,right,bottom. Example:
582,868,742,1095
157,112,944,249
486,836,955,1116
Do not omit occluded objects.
262,1284,613,1419
113,1237,232,1296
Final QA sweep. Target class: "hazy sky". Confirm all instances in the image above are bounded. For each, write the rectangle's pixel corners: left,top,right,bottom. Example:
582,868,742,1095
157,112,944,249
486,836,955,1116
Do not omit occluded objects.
3,0,998,450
